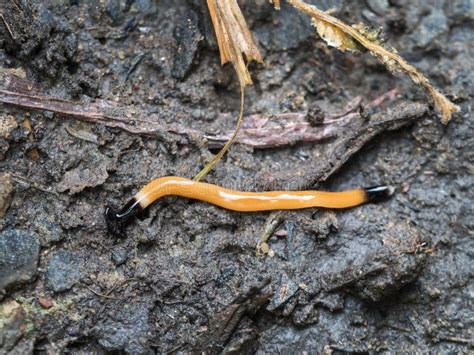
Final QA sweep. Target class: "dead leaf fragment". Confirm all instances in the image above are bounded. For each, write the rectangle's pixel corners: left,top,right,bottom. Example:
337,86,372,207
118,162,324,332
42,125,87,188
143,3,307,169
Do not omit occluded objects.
312,18,359,51
0,67,26,79
0,173,13,219
269,0,281,10
0,115,18,138
57,163,109,195
207,0,263,88
1,300,21,317
65,124,99,144
288,0,459,123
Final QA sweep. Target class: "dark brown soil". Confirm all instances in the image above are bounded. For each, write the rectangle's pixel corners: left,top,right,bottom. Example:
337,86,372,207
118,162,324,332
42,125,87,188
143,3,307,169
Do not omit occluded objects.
0,0,472,353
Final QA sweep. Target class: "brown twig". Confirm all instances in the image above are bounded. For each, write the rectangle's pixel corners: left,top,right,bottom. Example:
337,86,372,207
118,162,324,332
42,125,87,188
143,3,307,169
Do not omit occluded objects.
85,285,121,300
207,90,398,149
0,72,398,150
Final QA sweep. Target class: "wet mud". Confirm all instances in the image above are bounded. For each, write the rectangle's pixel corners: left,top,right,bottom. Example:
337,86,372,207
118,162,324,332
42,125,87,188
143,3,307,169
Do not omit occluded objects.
0,0,472,353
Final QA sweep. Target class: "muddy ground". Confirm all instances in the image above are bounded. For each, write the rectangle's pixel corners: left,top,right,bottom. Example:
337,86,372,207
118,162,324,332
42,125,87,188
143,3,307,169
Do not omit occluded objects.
0,0,472,353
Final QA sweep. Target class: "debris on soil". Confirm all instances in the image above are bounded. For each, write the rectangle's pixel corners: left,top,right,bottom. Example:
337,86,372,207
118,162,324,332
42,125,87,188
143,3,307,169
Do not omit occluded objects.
193,0,267,181
64,124,99,144
0,114,16,160
0,72,401,150
267,272,299,311
206,90,398,148
45,251,83,293
94,302,152,353
0,173,13,219
37,297,54,310
0,0,471,353
194,278,271,353
288,0,459,123
0,300,29,352
0,229,39,295
56,156,109,195
206,0,263,89
172,10,202,80
0,115,18,138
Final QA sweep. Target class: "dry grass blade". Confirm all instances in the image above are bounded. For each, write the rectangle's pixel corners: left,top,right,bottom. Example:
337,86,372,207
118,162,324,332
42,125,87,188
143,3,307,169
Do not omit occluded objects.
287,0,459,123
269,0,281,10
194,1,263,181
207,0,263,89
193,89,245,182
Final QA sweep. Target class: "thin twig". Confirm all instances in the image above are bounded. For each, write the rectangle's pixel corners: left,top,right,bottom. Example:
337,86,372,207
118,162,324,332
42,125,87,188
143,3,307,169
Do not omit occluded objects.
437,336,472,346
0,14,15,39
0,72,398,150
207,90,398,148
85,285,121,300
9,172,59,196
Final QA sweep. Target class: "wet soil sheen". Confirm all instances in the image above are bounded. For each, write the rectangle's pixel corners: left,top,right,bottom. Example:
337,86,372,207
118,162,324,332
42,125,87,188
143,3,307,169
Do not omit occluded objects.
0,0,472,353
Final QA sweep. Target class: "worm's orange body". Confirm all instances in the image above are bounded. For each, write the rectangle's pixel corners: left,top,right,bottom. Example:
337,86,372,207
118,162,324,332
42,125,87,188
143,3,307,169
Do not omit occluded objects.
135,176,368,211
105,176,393,236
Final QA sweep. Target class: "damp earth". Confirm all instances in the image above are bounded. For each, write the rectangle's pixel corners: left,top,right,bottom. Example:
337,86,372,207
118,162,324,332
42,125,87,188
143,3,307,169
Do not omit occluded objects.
0,0,472,353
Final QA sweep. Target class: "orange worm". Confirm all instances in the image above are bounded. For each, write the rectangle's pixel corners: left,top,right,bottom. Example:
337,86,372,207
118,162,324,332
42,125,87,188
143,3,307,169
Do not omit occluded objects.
105,176,394,236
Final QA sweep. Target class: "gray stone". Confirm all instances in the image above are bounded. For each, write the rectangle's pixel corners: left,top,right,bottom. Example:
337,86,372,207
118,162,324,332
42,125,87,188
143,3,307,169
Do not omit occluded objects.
367,0,390,15
37,221,63,246
172,10,202,80
132,0,157,15
267,273,299,311
95,303,151,353
46,251,82,293
111,247,128,266
0,229,40,293
448,0,474,22
413,9,448,48
106,0,126,25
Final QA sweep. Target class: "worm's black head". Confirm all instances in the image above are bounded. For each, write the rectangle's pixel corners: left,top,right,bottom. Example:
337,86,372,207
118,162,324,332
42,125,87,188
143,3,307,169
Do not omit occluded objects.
105,205,128,237
364,185,395,203
105,198,142,237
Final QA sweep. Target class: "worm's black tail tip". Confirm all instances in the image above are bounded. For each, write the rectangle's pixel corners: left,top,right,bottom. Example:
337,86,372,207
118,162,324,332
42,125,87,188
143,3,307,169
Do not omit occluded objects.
364,185,395,203
105,205,127,238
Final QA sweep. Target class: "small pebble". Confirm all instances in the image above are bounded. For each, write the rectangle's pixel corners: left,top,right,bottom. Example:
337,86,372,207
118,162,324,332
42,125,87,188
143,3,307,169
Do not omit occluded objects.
111,248,128,266
274,229,287,237
306,103,326,126
0,229,40,293
38,297,54,309
46,251,82,293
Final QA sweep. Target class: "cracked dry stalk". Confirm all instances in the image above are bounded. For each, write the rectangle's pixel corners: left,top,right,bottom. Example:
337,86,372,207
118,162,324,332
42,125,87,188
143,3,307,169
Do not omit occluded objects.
287,0,459,123
195,1,263,182
206,0,263,89
269,0,281,10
